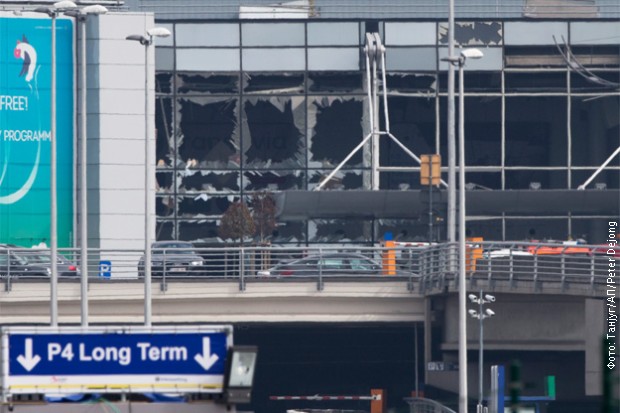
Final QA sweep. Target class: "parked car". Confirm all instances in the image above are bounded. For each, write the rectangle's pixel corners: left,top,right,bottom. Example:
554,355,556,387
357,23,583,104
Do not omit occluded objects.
138,241,205,277
257,252,411,278
0,244,79,278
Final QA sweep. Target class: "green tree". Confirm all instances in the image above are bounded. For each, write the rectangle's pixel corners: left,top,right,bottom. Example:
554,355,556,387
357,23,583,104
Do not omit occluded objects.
218,201,256,244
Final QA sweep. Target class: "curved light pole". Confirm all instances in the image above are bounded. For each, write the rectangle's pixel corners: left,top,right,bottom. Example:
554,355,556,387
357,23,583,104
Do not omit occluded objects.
64,4,108,328
443,47,484,413
33,0,78,327
126,27,171,327
469,291,496,413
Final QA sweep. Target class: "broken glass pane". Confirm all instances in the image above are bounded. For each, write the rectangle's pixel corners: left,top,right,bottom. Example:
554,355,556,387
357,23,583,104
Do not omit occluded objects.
243,170,305,191
308,219,371,243
156,98,174,167
243,97,305,168
156,171,174,192
308,170,365,190
308,96,364,168
308,72,363,93
177,73,239,94
156,195,176,217
156,73,173,95
271,221,306,244
156,221,174,241
178,220,221,243
177,97,240,169
179,170,240,193
242,73,304,94
386,74,437,93
505,96,567,167
438,22,503,46
379,96,437,166
178,194,235,218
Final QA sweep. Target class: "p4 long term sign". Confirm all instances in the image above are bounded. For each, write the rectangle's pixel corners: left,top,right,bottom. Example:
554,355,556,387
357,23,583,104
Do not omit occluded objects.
0,326,232,399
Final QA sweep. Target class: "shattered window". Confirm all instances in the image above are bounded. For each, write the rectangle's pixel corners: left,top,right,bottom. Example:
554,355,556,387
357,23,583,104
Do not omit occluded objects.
156,221,175,241
438,22,503,46
242,73,304,94
308,97,364,167
379,97,437,166
243,170,305,191
156,195,176,217
178,220,221,243
156,171,174,192
178,170,240,193
308,219,371,243
156,73,173,95
243,97,305,168
177,97,240,168
177,73,239,94
308,72,363,93
156,98,174,167
271,221,306,244
386,74,437,93
308,170,364,190
178,195,235,218
505,97,567,167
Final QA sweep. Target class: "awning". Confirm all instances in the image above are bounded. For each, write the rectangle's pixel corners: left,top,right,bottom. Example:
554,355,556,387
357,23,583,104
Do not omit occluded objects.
274,189,620,219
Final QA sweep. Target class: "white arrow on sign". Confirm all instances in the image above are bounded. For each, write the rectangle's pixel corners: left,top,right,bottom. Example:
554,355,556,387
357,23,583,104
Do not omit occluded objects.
17,338,41,372
194,337,219,371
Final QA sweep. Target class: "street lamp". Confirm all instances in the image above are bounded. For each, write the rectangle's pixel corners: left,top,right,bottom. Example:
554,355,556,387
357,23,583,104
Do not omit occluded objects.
33,0,78,327
442,47,484,413
64,4,108,327
469,291,496,413
126,27,171,327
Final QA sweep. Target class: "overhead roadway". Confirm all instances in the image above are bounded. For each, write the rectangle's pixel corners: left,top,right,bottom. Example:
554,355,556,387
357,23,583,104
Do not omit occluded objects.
274,189,620,220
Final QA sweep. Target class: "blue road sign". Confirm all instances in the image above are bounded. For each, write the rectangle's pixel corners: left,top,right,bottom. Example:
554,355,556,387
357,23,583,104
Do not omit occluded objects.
1,326,233,396
98,260,112,278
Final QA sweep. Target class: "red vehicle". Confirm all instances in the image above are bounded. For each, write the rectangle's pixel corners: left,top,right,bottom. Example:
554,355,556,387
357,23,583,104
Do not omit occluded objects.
589,244,620,258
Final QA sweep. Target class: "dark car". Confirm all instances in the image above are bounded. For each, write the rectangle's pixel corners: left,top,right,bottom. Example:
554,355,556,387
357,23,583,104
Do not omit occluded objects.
0,244,80,278
138,241,205,277
257,252,411,278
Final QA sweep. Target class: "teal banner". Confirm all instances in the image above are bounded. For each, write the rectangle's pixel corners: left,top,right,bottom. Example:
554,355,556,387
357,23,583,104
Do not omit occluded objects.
0,17,74,248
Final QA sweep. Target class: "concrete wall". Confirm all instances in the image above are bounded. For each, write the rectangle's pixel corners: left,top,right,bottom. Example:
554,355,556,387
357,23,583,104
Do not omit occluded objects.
83,12,155,253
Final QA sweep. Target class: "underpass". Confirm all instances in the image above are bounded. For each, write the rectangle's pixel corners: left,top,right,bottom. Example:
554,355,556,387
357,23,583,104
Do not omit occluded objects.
0,242,615,412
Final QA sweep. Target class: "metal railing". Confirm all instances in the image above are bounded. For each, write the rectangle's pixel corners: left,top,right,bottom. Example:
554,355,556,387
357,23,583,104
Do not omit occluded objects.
0,241,615,293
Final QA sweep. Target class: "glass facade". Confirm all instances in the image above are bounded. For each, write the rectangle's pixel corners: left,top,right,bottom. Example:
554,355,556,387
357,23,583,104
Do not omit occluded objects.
154,19,620,245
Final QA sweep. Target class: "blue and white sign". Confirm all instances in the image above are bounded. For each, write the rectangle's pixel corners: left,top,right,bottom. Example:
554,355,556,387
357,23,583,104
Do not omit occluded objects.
1,326,233,396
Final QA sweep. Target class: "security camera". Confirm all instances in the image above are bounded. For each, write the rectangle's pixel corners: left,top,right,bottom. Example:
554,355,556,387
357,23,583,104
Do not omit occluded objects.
485,309,495,317
468,294,478,301
484,294,496,302
468,309,478,316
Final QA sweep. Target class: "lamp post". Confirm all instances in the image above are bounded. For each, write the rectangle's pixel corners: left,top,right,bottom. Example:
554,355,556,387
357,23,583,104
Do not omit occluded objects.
442,47,484,413
64,4,108,328
469,291,496,413
126,27,171,327
34,0,78,327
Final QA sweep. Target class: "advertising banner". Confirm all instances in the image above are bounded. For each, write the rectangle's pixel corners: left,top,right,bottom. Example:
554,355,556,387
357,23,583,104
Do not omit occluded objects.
0,16,74,248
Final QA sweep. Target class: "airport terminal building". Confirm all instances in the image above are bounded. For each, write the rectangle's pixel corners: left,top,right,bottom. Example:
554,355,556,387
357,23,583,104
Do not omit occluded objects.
0,0,618,249
137,0,620,246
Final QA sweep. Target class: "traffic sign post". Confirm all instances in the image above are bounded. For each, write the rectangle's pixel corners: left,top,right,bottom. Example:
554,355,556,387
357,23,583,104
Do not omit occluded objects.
1,325,233,400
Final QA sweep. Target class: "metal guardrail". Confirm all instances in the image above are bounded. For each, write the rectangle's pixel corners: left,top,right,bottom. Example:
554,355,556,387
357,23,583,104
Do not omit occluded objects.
0,242,615,293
